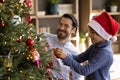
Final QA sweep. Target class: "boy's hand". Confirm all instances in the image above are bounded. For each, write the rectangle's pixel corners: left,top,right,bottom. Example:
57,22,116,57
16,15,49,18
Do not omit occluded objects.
53,48,67,59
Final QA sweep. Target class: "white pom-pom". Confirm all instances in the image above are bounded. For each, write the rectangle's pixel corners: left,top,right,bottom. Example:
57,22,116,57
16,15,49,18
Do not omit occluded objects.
111,36,117,43
11,15,21,26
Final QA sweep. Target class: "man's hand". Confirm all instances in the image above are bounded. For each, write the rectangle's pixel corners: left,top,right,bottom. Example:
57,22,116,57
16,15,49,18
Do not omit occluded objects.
53,48,67,59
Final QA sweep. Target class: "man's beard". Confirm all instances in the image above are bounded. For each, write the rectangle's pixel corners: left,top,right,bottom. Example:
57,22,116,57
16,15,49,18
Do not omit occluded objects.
57,30,70,40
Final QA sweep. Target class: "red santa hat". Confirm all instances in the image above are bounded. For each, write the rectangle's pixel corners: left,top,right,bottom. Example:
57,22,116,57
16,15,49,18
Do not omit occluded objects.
88,11,120,42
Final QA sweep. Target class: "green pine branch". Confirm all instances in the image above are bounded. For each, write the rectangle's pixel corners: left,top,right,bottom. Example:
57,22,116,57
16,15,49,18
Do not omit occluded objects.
0,0,55,80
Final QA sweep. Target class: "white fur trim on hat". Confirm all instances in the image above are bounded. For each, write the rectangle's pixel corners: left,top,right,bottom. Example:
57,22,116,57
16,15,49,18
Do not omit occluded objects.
88,20,112,41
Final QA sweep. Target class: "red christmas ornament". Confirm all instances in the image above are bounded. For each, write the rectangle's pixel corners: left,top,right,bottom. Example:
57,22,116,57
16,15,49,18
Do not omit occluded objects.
26,39,34,49
42,41,50,51
46,41,50,48
27,15,31,24
25,0,32,7
49,61,54,66
46,65,51,75
1,21,5,27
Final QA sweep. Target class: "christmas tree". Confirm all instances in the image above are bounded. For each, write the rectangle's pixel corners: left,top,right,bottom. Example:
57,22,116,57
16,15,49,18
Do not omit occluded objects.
0,0,54,80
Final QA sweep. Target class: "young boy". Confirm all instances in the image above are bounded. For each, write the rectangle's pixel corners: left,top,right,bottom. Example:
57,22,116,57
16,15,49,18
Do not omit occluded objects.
53,11,120,80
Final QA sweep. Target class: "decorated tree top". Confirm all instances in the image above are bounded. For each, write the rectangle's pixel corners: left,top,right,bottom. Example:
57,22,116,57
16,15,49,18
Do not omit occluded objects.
0,0,54,80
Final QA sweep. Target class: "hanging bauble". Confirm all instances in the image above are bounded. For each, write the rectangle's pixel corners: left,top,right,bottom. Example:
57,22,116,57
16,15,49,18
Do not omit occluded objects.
27,15,31,24
48,61,54,67
1,21,5,27
11,15,22,26
30,50,40,68
25,0,32,7
46,41,50,48
46,65,51,75
26,39,34,50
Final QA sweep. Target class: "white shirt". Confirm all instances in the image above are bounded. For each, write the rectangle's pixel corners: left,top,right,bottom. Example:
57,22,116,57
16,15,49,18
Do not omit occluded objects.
44,32,82,80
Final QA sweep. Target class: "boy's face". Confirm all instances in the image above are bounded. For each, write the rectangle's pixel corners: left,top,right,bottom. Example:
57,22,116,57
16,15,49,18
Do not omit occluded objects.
57,17,75,40
88,27,106,44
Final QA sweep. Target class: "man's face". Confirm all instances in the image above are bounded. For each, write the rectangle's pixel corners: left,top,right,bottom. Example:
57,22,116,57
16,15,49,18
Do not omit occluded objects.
57,17,74,40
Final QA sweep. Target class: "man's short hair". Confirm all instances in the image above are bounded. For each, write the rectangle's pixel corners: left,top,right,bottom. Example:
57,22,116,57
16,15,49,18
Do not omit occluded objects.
61,14,78,29
60,14,78,36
